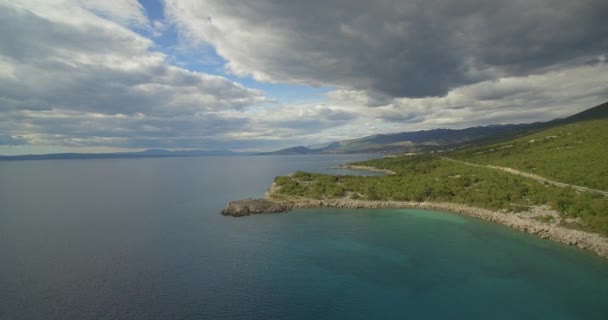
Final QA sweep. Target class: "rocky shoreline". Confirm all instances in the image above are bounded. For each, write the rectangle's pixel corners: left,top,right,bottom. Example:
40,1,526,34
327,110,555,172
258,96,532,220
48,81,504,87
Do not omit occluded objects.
222,186,608,259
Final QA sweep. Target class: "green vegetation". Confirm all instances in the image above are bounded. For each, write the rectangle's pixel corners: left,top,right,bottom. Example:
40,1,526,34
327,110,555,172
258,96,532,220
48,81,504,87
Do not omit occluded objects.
272,119,608,235
451,119,608,190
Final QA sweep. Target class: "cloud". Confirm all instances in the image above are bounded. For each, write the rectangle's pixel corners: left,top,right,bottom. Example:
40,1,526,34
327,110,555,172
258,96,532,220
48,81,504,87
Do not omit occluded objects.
0,105,359,150
78,0,150,28
0,133,27,146
0,3,270,115
0,1,273,148
165,0,608,98
375,64,608,128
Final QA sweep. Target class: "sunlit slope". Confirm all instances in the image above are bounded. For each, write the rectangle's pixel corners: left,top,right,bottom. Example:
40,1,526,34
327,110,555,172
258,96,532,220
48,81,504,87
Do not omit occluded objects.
451,119,608,190
274,153,608,235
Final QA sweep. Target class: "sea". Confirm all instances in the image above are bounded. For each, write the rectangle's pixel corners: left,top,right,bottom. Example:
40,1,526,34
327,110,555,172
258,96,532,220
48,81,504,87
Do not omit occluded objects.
1,155,607,320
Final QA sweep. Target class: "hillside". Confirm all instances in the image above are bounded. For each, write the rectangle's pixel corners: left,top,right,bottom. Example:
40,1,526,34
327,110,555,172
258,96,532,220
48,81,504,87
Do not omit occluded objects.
456,101,608,147
326,125,525,153
450,119,608,190
269,107,608,235
263,124,529,155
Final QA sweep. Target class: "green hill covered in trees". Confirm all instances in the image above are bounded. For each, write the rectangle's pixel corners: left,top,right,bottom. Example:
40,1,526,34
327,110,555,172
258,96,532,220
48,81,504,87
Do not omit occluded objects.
450,119,608,190
271,115,608,235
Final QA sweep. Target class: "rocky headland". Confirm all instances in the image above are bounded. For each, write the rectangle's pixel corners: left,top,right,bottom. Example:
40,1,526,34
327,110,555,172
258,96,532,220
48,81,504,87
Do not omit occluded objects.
220,198,292,217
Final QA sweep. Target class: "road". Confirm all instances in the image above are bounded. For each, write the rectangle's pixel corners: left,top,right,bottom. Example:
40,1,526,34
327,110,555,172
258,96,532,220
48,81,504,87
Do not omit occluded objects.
441,157,608,197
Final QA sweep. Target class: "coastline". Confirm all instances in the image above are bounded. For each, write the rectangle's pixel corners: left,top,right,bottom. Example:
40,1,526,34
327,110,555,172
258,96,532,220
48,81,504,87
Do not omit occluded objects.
222,181,608,259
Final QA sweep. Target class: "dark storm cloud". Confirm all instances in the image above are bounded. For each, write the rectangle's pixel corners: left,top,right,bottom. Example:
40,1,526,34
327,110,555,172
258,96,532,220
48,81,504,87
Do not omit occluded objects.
167,0,608,98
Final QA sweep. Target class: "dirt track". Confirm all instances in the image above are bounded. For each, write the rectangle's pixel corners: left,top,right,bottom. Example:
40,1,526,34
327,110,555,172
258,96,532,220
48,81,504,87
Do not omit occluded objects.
441,157,608,197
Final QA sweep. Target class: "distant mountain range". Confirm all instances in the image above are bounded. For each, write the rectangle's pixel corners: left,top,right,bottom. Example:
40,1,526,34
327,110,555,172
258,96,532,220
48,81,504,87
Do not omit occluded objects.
258,125,530,155
0,149,248,161
260,101,608,155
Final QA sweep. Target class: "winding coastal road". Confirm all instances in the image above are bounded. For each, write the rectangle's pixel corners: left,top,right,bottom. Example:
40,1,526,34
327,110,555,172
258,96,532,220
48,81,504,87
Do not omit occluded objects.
441,157,608,197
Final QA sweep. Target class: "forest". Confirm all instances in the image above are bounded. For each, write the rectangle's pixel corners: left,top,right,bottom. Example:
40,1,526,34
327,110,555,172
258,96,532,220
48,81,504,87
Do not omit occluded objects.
273,119,608,235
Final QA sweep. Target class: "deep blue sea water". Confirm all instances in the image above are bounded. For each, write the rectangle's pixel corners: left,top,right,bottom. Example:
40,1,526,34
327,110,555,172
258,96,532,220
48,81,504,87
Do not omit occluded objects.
1,155,607,320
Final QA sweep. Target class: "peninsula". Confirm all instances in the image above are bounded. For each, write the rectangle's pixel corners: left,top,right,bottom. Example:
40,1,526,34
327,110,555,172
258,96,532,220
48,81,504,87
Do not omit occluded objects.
222,104,608,258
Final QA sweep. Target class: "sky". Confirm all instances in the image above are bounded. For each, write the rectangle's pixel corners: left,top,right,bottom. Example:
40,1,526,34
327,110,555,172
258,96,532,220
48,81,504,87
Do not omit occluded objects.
1,0,607,155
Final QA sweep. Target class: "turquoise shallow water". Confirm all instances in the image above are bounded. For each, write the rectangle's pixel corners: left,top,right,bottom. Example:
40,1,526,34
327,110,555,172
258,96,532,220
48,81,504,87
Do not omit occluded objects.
0,155,607,319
